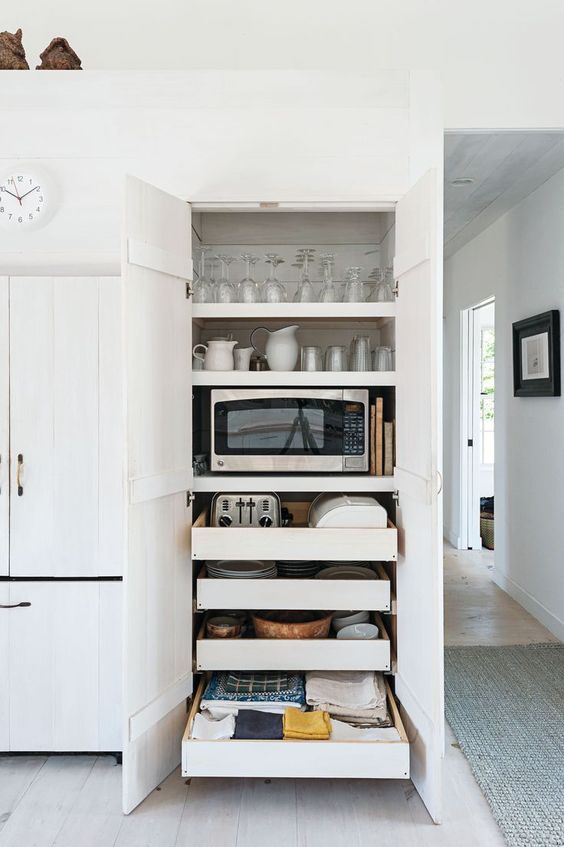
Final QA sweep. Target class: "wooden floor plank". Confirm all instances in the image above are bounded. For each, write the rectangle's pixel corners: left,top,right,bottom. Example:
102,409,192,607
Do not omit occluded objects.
0,756,95,847
296,778,361,847
51,757,122,847
175,778,243,847
236,779,297,847
113,768,188,847
0,756,47,831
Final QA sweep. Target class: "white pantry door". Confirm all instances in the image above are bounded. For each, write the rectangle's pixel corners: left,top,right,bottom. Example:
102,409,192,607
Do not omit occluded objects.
122,176,193,814
0,277,8,576
394,169,444,823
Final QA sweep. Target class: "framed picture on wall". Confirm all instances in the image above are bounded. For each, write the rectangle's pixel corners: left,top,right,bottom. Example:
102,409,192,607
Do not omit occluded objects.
512,310,561,397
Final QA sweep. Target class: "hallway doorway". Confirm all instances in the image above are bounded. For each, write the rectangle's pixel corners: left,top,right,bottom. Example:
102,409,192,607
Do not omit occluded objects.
460,299,495,550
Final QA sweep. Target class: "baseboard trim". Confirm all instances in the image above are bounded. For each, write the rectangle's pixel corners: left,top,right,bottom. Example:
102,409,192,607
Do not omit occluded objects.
443,527,461,549
491,571,564,642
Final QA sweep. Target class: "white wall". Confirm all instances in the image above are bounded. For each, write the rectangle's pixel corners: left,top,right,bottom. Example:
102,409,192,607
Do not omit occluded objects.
4,0,564,130
444,167,564,640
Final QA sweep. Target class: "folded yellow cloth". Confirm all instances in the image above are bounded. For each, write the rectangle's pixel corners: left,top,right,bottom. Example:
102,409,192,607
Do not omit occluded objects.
283,707,331,740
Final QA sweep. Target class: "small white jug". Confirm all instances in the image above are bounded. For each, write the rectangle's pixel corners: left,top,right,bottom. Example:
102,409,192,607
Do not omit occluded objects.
192,339,237,371
250,325,299,372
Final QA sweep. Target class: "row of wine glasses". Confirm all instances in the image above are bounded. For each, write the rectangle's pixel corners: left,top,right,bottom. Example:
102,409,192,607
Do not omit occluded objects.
192,247,395,304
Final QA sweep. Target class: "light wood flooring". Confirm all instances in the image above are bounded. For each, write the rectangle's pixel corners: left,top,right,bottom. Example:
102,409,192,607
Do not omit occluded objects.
0,545,557,847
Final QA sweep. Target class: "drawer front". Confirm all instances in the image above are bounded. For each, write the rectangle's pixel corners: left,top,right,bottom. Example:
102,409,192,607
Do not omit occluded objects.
192,525,397,562
196,635,391,672
197,574,391,612
182,677,409,780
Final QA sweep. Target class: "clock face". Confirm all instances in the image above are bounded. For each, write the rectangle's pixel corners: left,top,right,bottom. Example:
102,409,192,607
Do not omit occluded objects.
0,172,48,229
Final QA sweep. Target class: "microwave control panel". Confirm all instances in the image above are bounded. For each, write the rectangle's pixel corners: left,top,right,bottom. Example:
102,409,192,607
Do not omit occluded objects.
343,405,365,455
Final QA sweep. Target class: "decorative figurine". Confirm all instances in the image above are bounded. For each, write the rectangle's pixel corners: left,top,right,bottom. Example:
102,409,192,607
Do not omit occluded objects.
0,29,29,69
36,37,82,70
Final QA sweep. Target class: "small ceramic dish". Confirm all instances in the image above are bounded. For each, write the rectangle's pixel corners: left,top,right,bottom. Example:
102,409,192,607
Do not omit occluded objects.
206,616,242,639
332,610,370,632
336,622,380,640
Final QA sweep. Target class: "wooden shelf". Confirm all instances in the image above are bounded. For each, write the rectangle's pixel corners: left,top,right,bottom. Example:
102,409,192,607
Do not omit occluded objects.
192,302,396,322
192,371,396,387
192,473,396,493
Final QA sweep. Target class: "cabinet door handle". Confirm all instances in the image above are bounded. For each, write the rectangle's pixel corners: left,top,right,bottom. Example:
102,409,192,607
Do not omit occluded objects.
0,602,32,609
16,453,23,496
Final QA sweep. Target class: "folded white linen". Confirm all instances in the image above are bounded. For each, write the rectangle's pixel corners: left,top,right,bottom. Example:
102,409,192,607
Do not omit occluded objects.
192,712,235,740
330,718,400,742
306,671,387,711
201,702,305,718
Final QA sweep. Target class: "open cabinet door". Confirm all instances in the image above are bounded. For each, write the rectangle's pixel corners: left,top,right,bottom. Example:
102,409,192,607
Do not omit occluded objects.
122,176,193,813
394,169,444,823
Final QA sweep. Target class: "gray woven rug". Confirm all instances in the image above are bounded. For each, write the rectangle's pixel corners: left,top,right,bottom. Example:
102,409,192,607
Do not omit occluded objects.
445,643,564,847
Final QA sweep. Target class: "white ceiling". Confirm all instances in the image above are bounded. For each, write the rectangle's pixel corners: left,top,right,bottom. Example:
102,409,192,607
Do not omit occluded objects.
444,131,564,257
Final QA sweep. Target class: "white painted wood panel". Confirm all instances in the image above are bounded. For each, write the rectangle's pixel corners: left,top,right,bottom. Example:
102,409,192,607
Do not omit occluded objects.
0,278,8,576
193,473,396,493
0,583,9,750
192,512,397,562
196,635,391,672
98,582,123,752
193,303,396,321
122,175,193,814
7,582,101,751
196,568,390,612
192,371,395,387
8,276,123,577
394,169,443,824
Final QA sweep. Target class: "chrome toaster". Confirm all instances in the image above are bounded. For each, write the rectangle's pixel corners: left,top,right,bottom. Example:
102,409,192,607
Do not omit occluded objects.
211,493,281,528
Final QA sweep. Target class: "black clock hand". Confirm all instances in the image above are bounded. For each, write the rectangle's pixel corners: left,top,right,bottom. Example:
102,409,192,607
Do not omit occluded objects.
2,189,20,201
19,186,39,201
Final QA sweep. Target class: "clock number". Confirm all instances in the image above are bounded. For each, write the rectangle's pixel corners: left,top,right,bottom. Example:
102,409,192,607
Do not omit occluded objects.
36,206,41,213
0,207,3,214
28,213,33,220
17,176,23,182
18,216,22,223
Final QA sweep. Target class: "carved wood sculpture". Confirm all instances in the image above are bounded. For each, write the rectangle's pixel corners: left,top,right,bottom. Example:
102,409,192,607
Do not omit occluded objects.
36,37,82,70
0,28,29,69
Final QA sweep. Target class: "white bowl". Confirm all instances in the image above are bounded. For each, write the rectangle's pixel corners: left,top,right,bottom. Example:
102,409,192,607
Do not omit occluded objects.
331,611,370,632
336,623,380,640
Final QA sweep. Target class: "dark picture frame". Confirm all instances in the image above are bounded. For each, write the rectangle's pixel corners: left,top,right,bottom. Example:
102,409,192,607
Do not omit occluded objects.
512,310,560,397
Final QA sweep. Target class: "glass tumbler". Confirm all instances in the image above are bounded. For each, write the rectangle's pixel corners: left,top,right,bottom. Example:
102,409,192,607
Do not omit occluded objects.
373,346,393,371
325,345,348,371
350,335,372,371
300,345,323,372
343,267,365,302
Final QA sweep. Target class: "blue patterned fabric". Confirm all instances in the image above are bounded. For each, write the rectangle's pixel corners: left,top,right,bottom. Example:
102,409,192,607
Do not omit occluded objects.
203,671,305,704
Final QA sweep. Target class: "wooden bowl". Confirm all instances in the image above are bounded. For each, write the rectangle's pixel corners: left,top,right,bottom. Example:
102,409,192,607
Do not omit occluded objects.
252,610,332,639
206,616,242,639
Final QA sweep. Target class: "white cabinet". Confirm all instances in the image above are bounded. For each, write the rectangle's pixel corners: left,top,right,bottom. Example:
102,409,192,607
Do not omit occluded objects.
0,278,8,577
9,276,123,578
1,580,122,752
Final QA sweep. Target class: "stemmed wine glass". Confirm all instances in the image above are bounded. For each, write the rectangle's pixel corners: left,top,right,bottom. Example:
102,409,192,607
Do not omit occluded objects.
293,248,316,302
343,266,364,302
319,253,338,302
262,254,287,303
215,255,237,304
192,246,214,303
238,253,260,303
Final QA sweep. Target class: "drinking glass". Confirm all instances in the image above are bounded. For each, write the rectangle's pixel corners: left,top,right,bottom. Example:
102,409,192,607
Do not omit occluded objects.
325,345,348,371
343,266,365,302
192,247,214,303
262,254,287,303
300,345,323,371
373,346,393,371
375,267,395,302
293,248,316,302
349,335,372,371
319,253,338,302
215,255,237,303
365,268,382,302
238,253,260,303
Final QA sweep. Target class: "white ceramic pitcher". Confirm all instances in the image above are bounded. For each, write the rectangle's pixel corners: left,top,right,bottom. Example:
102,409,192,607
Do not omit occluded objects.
250,325,300,371
192,339,237,371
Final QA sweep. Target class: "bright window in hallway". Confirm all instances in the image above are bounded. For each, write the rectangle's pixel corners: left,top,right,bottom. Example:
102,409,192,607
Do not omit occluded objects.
480,327,495,465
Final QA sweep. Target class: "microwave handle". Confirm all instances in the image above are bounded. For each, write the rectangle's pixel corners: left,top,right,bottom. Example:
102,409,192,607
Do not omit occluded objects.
250,326,269,357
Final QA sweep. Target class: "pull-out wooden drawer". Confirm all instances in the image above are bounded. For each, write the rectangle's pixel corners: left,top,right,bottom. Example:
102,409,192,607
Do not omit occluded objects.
192,506,397,563
195,614,391,672
196,563,391,612
182,675,409,780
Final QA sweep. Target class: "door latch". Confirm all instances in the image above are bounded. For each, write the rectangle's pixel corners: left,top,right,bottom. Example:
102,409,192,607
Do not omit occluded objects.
186,490,195,508
392,490,400,508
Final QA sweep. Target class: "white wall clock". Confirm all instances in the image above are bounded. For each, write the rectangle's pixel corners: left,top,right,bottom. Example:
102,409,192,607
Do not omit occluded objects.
0,170,53,230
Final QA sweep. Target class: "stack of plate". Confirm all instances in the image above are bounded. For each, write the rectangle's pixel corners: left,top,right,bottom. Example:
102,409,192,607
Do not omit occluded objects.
315,565,376,580
276,560,320,579
206,560,277,579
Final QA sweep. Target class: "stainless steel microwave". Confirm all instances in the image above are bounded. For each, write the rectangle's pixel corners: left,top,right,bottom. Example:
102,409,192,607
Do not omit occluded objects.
211,388,369,472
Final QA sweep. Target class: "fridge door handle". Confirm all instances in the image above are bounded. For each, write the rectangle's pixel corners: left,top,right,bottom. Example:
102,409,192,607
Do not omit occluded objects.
0,602,32,609
16,453,24,496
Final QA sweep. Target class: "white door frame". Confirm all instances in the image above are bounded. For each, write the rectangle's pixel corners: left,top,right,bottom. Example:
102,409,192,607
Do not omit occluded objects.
459,297,494,549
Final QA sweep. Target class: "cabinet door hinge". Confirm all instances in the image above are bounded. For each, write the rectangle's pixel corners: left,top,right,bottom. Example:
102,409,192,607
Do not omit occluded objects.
392,490,400,508
467,438,473,447
186,281,193,299
186,490,195,507
393,280,399,298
